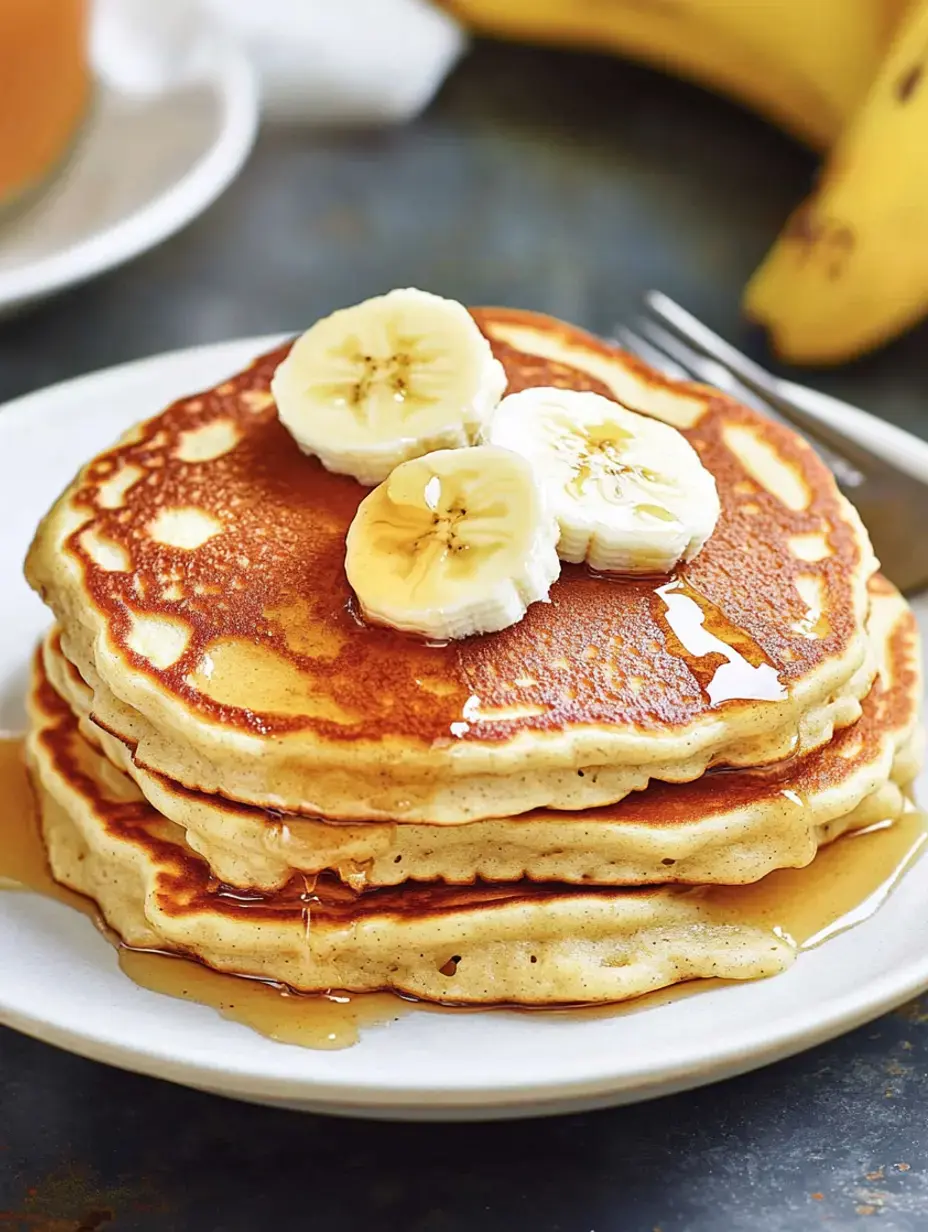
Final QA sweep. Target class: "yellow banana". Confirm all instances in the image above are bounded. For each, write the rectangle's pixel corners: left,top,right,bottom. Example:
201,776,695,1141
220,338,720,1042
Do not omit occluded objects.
445,0,926,362
443,0,908,150
745,0,928,363
692,0,904,132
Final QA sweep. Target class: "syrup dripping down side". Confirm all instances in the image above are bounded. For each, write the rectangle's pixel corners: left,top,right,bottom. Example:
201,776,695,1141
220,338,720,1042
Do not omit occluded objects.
1,737,925,1046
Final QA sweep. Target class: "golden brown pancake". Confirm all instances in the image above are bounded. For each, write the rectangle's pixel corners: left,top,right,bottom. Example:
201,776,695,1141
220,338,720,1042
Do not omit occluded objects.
25,309,877,823
26,654,806,1005
42,575,921,891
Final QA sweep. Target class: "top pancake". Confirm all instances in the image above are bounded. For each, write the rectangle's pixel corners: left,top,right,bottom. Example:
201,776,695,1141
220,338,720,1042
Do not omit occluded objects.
25,308,877,822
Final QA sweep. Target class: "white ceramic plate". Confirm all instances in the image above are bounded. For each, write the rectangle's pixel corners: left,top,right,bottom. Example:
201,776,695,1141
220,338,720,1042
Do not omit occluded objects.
1,339,927,1121
0,13,258,317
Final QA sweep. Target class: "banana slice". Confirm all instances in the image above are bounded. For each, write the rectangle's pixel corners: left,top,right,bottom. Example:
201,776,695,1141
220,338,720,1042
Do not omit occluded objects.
487,387,720,574
345,445,561,640
271,288,507,485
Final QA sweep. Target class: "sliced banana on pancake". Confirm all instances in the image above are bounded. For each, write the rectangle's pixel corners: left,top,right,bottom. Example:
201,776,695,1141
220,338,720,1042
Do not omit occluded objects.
345,445,560,640
272,288,507,485
488,387,721,573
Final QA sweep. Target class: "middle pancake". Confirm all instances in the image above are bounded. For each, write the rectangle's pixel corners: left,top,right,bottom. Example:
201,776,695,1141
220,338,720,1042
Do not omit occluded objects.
45,575,922,891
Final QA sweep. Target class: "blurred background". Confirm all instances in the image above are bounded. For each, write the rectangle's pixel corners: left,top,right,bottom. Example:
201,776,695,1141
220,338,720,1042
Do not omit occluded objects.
5,7,928,1229
1,0,927,432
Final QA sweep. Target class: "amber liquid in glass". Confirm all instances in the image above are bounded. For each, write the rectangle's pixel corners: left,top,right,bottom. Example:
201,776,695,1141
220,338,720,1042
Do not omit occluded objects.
0,0,90,207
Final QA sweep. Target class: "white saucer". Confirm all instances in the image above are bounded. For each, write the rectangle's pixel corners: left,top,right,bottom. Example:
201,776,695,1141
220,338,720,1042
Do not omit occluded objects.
1,338,927,1121
0,21,257,317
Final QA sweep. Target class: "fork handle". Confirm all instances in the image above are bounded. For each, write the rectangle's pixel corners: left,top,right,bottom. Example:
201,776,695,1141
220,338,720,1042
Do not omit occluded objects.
775,379,928,483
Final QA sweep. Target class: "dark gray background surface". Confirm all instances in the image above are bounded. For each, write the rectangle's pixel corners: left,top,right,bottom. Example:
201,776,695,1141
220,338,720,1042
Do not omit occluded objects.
2,40,927,1232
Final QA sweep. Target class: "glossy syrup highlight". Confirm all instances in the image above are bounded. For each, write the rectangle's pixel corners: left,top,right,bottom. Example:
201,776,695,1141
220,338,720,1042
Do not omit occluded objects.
653,575,787,705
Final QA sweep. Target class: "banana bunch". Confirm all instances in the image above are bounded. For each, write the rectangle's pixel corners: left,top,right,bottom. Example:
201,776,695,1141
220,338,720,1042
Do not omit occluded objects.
442,0,928,365
746,0,928,362
276,290,719,639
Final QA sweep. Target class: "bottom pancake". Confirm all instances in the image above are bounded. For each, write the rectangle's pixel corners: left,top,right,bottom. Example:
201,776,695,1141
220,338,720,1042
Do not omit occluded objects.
24,651,917,1006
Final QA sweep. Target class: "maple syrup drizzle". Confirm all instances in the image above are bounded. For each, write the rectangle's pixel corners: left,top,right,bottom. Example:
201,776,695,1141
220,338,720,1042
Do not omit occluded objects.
654,576,787,705
1,737,925,1048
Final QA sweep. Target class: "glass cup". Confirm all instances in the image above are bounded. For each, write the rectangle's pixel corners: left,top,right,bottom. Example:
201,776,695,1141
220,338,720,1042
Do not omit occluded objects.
0,0,91,209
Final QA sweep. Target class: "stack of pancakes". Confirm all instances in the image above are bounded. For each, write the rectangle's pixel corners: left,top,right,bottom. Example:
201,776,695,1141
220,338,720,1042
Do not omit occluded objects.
24,309,924,1006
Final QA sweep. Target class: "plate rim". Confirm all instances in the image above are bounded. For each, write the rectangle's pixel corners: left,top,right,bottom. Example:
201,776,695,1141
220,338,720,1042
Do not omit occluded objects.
0,42,259,310
2,336,928,1118
2,937,928,1114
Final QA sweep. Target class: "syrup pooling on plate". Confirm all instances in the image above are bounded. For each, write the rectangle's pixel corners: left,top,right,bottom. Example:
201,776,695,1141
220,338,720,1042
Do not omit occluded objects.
0,736,411,1049
0,738,68,896
701,809,928,948
117,952,410,1050
4,734,926,1047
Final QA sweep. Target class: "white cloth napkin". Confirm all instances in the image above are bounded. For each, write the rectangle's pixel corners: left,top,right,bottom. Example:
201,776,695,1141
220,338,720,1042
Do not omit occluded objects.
203,0,466,122
92,0,466,124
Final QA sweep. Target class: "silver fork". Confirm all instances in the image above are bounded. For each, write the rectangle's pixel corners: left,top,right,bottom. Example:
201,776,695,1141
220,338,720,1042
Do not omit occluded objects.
613,293,928,595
